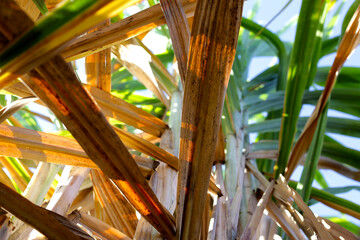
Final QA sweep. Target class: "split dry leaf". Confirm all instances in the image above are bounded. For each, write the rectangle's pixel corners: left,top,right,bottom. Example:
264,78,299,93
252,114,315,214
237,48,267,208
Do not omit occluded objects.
318,216,360,240
285,3,360,179
85,84,168,137
160,0,190,85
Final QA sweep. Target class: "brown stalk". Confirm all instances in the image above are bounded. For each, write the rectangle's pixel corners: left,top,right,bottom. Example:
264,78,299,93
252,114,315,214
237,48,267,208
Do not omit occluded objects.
68,210,131,240
91,170,138,238
62,0,197,61
176,0,244,238
285,3,360,179
85,27,137,239
0,3,175,238
240,180,275,240
200,194,214,240
160,0,190,85
133,173,159,239
0,182,92,240
214,125,226,165
5,81,169,137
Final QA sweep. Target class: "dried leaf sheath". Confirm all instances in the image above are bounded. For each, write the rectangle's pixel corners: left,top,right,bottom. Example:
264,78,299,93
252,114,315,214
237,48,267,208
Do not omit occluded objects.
160,0,190,85
177,0,244,238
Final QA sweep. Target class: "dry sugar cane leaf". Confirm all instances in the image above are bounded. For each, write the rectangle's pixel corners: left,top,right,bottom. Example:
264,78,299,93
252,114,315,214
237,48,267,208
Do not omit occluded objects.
160,0,190,85
68,210,131,240
84,84,168,137
62,0,197,61
5,82,169,137
177,0,245,238
0,182,93,240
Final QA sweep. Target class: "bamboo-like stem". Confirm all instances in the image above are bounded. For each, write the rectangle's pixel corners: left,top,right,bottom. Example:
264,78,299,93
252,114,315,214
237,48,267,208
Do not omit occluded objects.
13,0,40,21
177,0,244,237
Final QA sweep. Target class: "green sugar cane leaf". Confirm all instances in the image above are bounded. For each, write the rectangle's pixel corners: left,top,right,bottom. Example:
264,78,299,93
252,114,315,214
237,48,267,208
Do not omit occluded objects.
275,0,327,178
6,157,31,183
32,0,48,15
314,170,329,189
297,102,329,204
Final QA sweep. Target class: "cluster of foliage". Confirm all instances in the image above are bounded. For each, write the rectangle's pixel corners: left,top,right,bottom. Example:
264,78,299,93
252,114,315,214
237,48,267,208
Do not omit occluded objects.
0,0,359,239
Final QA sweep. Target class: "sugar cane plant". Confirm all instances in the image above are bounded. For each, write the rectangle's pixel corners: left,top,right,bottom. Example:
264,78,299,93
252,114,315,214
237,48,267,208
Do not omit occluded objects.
0,0,359,239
